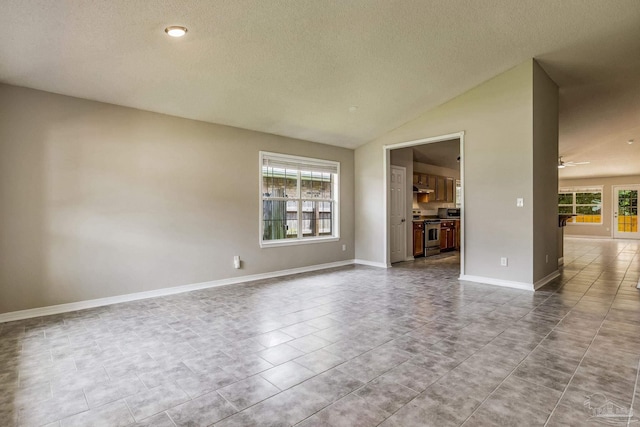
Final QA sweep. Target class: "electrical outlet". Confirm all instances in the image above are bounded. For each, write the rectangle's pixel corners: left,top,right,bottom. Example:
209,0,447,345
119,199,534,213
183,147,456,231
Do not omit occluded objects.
516,198,524,207
500,257,508,267
342,244,346,251
233,256,240,269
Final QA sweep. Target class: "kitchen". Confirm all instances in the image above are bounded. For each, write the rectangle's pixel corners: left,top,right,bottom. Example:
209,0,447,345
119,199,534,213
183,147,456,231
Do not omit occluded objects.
390,139,461,265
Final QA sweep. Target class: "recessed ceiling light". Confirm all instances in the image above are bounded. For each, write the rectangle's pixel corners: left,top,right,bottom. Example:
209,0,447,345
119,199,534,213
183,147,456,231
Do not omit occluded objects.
348,106,358,113
628,139,635,145
165,26,188,37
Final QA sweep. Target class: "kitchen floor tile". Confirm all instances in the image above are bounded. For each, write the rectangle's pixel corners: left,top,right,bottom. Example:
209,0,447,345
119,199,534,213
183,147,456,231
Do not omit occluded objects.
217,375,280,411
59,399,133,427
166,391,236,426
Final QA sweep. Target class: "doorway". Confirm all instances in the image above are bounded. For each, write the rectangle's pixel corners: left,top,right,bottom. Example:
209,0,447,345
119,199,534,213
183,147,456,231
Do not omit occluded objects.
390,166,407,263
384,131,465,275
613,185,640,239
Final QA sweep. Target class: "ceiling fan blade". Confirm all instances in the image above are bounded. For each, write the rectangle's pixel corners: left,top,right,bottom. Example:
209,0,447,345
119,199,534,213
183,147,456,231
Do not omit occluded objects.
565,163,577,166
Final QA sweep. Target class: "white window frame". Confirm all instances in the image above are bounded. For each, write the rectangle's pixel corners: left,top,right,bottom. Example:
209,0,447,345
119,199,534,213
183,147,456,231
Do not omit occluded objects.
559,186,603,225
259,151,340,248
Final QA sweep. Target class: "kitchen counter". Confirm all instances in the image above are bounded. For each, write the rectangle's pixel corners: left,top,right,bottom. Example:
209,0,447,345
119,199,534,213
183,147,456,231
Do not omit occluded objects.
412,217,460,222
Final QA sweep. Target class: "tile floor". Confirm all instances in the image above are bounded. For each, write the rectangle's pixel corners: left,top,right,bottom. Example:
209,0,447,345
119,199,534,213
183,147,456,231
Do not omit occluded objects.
1,238,639,426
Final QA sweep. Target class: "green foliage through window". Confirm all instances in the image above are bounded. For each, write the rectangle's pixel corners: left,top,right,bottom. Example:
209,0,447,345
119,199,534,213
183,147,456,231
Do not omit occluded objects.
558,188,602,224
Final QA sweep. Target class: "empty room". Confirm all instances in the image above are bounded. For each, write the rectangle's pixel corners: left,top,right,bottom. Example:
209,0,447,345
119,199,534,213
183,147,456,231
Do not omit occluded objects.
1,1,640,426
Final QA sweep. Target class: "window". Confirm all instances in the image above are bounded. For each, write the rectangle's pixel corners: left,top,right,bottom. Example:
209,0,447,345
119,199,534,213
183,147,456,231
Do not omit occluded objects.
558,187,602,224
260,152,339,246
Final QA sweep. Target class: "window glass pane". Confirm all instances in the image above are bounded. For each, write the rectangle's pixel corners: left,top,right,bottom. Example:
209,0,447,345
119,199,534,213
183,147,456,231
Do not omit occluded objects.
301,171,333,199
262,166,297,198
575,205,601,223
285,201,298,238
576,206,601,215
558,193,573,205
300,201,333,237
262,200,287,240
558,206,573,214
263,200,299,240
618,190,637,216
318,201,333,235
575,192,601,205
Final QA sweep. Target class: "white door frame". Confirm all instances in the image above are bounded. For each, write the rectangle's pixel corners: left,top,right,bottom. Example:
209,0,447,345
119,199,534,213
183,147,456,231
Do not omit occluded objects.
383,131,465,275
390,165,407,263
612,185,640,239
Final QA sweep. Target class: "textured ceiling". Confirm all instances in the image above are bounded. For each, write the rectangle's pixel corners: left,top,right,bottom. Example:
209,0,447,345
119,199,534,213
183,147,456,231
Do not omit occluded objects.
1,1,639,177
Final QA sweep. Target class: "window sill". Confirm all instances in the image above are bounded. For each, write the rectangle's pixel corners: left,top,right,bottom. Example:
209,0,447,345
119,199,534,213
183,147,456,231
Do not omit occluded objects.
260,236,340,248
567,223,603,226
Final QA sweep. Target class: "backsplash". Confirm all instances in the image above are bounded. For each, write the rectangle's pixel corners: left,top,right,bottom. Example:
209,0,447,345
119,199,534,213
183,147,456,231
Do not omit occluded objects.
412,194,455,214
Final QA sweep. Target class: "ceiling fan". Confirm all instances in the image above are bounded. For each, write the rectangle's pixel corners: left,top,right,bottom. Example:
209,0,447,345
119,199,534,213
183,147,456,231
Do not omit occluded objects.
558,156,590,169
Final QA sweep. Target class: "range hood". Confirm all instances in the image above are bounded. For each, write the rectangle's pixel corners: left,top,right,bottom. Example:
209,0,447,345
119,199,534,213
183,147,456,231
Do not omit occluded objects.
413,184,434,193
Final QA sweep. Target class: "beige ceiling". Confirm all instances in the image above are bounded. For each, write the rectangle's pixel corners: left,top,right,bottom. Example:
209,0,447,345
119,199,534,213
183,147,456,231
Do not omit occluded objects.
1,1,639,177
412,139,460,171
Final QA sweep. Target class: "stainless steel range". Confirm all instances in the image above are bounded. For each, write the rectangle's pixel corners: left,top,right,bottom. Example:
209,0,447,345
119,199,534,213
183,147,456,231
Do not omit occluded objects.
424,219,441,256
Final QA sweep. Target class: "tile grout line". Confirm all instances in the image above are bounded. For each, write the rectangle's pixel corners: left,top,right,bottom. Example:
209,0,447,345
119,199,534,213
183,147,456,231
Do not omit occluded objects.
458,297,581,426
627,243,640,427
459,250,613,426
543,253,628,426
629,357,640,427
369,287,559,426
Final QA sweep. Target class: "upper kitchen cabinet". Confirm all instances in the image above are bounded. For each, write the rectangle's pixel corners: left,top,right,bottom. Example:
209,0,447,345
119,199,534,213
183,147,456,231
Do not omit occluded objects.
414,172,456,203
435,176,446,201
413,173,436,190
445,178,455,203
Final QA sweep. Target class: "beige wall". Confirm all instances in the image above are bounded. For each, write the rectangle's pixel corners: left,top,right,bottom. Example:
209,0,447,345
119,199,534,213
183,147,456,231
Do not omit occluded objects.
532,61,559,281
0,84,355,314
559,175,640,237
355,60,558,286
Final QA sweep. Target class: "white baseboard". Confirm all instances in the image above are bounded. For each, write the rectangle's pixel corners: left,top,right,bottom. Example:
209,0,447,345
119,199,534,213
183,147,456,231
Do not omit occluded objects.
534,270,560,290
558,257,564,266
458,274,535,292
564,235,611,239
0,260,356,323
354,259,389,269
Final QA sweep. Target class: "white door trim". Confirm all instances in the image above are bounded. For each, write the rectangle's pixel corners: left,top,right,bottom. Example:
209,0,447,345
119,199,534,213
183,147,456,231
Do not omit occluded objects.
612,185,640,239
390,165,407,263
382,131,465,274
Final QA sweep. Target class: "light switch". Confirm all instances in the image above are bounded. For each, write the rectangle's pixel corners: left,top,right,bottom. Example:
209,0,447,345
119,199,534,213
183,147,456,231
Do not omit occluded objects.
516,198,524,207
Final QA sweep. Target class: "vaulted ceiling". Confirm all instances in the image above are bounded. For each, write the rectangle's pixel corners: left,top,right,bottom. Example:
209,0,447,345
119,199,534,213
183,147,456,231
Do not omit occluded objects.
1,1,639,178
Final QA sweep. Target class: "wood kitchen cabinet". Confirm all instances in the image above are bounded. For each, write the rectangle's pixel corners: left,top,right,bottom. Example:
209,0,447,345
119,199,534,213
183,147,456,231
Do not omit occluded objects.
413,173,436,190
455,220,460,250
413,222,424,257
435,176,446,201
445,178,455,203
440,220,456,251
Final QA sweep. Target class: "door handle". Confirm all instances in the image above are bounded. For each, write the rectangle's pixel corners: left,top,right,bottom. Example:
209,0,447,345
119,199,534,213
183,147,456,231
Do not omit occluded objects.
401,219,406,222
